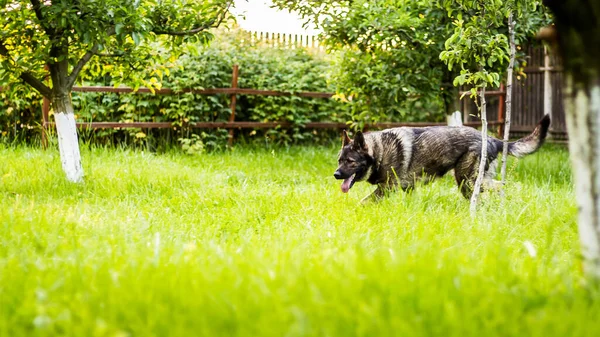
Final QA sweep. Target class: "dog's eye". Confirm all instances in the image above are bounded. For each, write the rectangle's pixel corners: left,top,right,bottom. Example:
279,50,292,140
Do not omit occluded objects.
347,158,355,163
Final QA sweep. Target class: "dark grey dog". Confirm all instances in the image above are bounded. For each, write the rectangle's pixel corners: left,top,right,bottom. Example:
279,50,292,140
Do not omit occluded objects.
333,115,550,202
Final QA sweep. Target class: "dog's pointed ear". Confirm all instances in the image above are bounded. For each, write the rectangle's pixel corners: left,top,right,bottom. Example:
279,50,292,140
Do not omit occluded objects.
342,130,351,147
353,131,366,149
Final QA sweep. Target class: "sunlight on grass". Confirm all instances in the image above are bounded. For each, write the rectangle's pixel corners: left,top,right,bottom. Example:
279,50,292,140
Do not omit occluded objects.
1,144,598,336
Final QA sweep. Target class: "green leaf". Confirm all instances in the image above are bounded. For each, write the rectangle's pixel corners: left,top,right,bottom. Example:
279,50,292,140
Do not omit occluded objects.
132,32,141,46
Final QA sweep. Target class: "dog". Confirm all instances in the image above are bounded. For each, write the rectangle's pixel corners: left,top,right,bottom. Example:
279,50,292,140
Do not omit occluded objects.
333,115,550,202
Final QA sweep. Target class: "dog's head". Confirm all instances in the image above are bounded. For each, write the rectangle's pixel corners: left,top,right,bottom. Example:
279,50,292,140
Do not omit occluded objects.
333,130,373,193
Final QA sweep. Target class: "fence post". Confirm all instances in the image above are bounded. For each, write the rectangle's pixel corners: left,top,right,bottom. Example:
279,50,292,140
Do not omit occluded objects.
228,64,239,147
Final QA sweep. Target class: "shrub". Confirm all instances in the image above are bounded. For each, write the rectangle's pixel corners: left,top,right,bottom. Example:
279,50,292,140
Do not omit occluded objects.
73,29,352,150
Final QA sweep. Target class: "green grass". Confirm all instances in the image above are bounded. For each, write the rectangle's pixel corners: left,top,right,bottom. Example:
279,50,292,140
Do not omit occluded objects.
1,144,598,337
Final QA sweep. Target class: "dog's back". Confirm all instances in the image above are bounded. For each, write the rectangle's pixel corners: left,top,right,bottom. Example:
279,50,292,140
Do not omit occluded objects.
365,125,498,186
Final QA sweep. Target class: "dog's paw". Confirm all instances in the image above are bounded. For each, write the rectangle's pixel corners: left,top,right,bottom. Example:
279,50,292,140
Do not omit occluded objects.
483,179,504,191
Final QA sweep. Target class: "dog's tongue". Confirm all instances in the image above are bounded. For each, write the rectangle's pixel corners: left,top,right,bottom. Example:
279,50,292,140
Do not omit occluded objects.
341,176,354,193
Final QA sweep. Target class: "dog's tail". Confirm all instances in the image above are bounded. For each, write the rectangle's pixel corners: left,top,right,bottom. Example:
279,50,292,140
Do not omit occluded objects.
506,114,551,158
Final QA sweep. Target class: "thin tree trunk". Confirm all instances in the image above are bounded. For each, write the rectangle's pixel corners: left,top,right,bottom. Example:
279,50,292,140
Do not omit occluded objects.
52,93,84,183
500,12,515,190
564,74,600,277
470,84,488,214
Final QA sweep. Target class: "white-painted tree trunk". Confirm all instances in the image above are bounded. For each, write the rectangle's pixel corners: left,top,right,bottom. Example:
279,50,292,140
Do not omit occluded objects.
446,111,463,126
470,85,488,214
500,12,515,188
564,75,600,278
543,46,553,120
52,95,84,183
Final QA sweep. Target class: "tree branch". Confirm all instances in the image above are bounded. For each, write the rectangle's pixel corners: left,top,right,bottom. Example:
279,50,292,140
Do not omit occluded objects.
20,71,52,97
66,44,99,89
66,25,117,89
0,39,52,97
152,0,233,36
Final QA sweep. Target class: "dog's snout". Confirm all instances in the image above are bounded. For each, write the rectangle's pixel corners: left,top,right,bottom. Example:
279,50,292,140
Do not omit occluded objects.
333,170,343,179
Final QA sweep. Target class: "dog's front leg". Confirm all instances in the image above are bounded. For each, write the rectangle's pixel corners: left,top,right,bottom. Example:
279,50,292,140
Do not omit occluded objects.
360,185,386,204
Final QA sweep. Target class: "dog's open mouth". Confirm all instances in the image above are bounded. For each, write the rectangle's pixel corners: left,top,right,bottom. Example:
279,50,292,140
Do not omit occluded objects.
341,173,356,193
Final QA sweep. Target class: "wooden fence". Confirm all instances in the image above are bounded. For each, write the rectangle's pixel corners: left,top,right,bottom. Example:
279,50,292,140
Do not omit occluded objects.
237,31,566,140
514,45,565,140
40,64,504,148
31,43,564,147
462,44,565,140
240,30,324,51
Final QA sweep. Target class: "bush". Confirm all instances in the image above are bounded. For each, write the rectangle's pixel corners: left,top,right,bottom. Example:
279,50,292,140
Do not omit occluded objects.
0,29,350,149
73,29,351,150
1,28,449,150
0,83,44,144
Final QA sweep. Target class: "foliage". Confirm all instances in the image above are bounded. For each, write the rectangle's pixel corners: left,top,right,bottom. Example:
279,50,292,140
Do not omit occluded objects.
179,134,206,155
1,28,351,148
0,84,43,142
273,0,551,126
273,0,458,127
542,0,600,86
0,0,233,96
2,144,596,336
440,17,507,91
438,0,549,98
72,29,351,149
0,0,233,173
436,0,550,210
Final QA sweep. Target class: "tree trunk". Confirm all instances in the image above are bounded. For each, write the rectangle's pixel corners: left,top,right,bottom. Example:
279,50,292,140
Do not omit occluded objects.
563,75,600,277
52,93,84,183
542,0,600,278
500,12,515,188
470,85,487,214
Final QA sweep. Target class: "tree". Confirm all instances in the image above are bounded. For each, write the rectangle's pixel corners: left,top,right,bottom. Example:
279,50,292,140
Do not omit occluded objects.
541,0,600,278
498,1,550,190
272,0,462,126
500,12,516,190
0,0,233,182
438,0,549,211
439,0,510,212
273,0,548,129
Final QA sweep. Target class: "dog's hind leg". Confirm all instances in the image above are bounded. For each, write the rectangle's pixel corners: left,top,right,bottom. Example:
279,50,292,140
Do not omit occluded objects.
482,159,502,191
454,152,479,199
455,154,500,199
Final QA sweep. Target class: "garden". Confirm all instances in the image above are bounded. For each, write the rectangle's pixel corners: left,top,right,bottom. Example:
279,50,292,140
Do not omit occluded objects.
1,0,600,336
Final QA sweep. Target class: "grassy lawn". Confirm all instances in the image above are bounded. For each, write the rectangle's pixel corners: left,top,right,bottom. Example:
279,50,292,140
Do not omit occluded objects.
1,144,598,336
